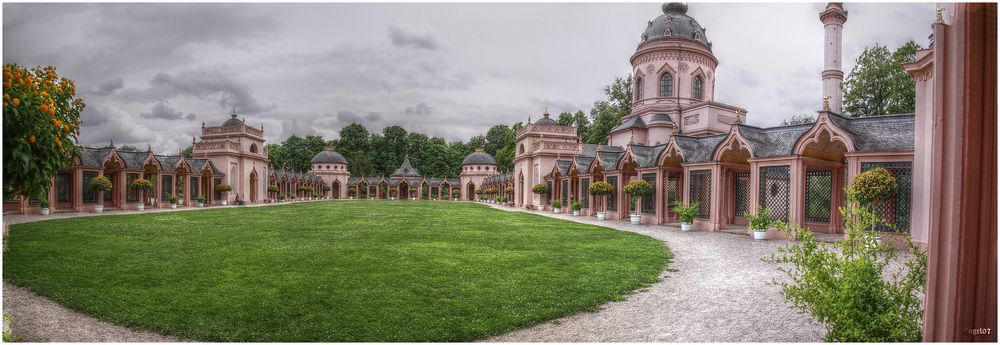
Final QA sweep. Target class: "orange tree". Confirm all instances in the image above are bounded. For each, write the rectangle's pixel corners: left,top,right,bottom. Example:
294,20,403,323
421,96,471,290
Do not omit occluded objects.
3,64,85,200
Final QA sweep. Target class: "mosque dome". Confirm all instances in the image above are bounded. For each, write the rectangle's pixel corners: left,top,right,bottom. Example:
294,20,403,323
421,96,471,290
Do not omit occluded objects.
222,113,243,127
639,3,710,48
462,148,497,165
311,147,348,164
533,111,560,126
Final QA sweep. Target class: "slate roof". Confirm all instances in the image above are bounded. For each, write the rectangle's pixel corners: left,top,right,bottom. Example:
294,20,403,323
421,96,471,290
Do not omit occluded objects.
462,151,497,165
672,134,727,163
154,155,183,173
610,115,648,133
641,3,711,48
364,177,383,184
580,143,624,157
596,150,627,171
555,160,573,176
347,177,363,185
829,113,915,152
77,147,112,167
446,178,460,186
628,144,668,168
390,155,422,178
534,113,560,125
117,151,149,169
574,155,595,173
648,113,675,124
311,149,348,164
737,124,813,158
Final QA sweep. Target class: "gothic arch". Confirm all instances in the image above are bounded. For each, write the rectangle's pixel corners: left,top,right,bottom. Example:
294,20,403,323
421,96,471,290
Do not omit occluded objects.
712,128,755,162
792,115,856,155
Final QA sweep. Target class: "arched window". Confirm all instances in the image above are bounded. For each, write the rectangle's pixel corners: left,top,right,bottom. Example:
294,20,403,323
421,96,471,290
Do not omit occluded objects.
250,143,258,153
635,76,644,100
659,73,673,97
693,76,704,100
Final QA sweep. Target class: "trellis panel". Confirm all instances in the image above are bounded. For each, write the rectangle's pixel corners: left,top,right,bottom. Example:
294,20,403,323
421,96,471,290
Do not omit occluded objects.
735,172,751,216
805,171,833,222
689,170,711,218
641,173,656,214
581,178,590,208
758,166,790,221
861,162,913,232
606,176,618,211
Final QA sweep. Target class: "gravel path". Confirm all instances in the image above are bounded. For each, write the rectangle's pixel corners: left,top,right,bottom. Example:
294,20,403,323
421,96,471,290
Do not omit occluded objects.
483,204,828,342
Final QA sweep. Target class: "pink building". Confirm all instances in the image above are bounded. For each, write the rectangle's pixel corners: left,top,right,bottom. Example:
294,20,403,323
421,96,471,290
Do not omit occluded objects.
459,148,499,201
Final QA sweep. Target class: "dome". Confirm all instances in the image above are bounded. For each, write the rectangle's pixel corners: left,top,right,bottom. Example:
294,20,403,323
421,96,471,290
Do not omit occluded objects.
640,3,710,48
222,114,243,126
462,148,497,165
533,111,561,126
311,147,348,164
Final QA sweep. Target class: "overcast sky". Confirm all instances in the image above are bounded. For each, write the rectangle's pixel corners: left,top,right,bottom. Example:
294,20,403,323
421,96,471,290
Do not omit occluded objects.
3,2,934,153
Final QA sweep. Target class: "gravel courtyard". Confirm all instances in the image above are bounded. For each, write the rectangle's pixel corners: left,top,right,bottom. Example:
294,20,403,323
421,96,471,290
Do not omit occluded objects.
484,205,827,342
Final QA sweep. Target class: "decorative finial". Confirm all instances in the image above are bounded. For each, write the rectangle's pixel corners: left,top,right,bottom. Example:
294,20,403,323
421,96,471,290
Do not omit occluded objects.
543,107,550,118
935,7,945,24
628,134,635,145
202,121,205,128
672,125,679,135
192,136,196,144
147,144,152,152
823,96,831,111
325,145,334,151
528,115,532,123
231,106,237,115
475,147,485,152
110,139,114,148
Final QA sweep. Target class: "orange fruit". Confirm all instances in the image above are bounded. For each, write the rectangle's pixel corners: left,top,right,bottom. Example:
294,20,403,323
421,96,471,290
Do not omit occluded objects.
28,135,35,143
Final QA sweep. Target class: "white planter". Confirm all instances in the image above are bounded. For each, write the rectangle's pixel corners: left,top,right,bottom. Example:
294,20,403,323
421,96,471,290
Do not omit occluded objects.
411,197,416,201
350,196,355,200
137,204,145,211
93,205,104,213
553,208,560,214
222,201,228,206
40,208,50,215
753,230,767,240
170,203,177,209
391,197,396,200
630,214,641,225
198,203,204,208
536,205,545,211
572,210,580,216
681,222,693,231
597,212,606,221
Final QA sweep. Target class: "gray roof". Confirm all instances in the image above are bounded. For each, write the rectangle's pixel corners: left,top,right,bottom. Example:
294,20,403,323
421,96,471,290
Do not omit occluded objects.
311,149,348,164
829,113,915,152
596,150,626,171
154,155,183,173
629,144,668,168
534,113,560,125
222,114,243,127
347,177,363,185
117,151,149,169
640,3,711,48
446,178,460,186
737,124,813,158
672,134,727,163
364,177,382,184
462,151,497,165
390,155,421,178
555,160,573,176
610,115,647,133
649,113,675,124
77,147,112,168
580,143,624,157
574,155,595,173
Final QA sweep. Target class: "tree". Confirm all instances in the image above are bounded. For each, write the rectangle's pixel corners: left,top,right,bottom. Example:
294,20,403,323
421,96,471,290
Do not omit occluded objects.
842,41,922,117
352,151,374,176
585,74,633,144
267,135,326,172
118,144,143,152
781,114,816,126
181,145,193,158
337,123,371,174
3,64,85,200
484,125,511,155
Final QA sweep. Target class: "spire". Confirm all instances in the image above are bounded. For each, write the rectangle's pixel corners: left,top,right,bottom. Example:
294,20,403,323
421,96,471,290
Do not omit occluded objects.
109,139,115,148
147,144,152,153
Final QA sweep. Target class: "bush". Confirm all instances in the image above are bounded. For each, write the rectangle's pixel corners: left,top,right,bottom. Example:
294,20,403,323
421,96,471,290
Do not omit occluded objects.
196,195,206,203
531,183,549,195
88,176,112,192
588,181,614,195
670,201,699,223
278,195,285,201
505,186,514,194
570,201,582,211
851,167,898,207
743,206,774,231
129,179,153,192
38,195,50,209
267,185,279,193
3,312,16,342
215,184,232,192
765,191,927,342
623,179,653,213
167,195,178,204
550,199,562,209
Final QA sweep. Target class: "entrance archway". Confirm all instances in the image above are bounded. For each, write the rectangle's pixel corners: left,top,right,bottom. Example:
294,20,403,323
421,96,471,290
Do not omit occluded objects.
798,129,849,233
466,182,476,201
714,138,752,227
332,181,341,199
249,169,258,203
659,146,685,223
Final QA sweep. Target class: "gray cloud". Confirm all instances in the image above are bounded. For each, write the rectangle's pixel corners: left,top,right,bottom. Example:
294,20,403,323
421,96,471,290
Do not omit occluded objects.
404,103,434,116
387,25,447,50
89,78,125,96
140,101,197,121
128,69,277,114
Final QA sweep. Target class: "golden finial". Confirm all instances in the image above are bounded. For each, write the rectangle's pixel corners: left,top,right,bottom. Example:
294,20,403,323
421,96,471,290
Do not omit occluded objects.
935,7,945,24
475,147,485,152
823,96,831,111
672,125,679,135
324,145,335,151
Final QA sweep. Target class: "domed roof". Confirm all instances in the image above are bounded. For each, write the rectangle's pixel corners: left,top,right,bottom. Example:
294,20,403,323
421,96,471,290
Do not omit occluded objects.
533,111,560,126
311,147,348,164
640,3,710,48
462,148,497,165
222,113,243,126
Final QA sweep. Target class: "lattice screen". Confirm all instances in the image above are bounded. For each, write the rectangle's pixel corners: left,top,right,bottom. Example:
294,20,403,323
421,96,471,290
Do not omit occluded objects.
561,180,569,205
83,171,99,203
861,162,913,232
641,173,656,214
805,171,833,222
606,176,618,211
581,178,590,208
735,172,751,216
56,173,71,203
189,176,200,201
689,170,711,218
664,175,680,216
127,173,139,202
758,166,790,221
546,181,553,202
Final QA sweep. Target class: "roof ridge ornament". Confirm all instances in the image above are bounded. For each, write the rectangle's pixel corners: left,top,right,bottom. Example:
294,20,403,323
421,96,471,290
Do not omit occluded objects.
823,95,831,111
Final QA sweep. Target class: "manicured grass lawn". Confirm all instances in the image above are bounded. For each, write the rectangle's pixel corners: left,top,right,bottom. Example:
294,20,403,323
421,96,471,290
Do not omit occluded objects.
3,201,669,341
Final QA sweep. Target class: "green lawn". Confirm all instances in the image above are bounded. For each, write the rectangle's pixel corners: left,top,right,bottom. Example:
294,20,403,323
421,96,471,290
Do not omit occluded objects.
3,201,669,341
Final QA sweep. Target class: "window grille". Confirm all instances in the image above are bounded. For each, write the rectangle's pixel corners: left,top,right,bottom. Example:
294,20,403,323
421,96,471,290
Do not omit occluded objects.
546,181,553,202
641,173,656,214
693,76,704,100
660,73,673,97
861,162,913,232
735,172,751,216
190,176,200,201
83,171,99,203
127,173,139,202
161,175,173,202
689,170,711,218
805,171,833,222
581,178,590,208
561,180,569,205
606,176,618,211
104,176,113,202
56,172,71,203
758,166,790,221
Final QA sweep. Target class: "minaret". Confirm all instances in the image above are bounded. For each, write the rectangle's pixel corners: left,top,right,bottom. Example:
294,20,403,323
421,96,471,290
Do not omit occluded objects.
819,3,847,114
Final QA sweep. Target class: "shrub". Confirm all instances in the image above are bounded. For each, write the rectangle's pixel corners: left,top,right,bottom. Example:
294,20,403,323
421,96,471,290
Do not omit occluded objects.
129,179,153,192
267,185,279,193
531,183,549,195
588,181,614,195
550,199,562,209
475,189,483,195
743,206,774,231
505,186,514,194
497,196,506,203
88,176,112,192
570,201,582,211
215,184,232,192
852,167,899,208
623,179,653,213
3,312,16,342
38,195,50,209
167,195,178,204
451,189,460,197
196,195,206,203
765,191,927,342
278,195,285,201
671,201,699,223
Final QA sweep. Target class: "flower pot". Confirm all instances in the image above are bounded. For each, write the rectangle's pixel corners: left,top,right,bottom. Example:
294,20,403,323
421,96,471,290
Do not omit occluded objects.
170,203,177,209
597,212,606,221
198,203,204,208
391,197,396,200
411,197,416,201
222,201,228,206
572,210,580,216
40,208,50,215
350,196,354,200
630,214,641,225
680,222,693,231
553,208,560,214
753,230,767,240
536,205,545,211
137,204,145,211
93,204,103,213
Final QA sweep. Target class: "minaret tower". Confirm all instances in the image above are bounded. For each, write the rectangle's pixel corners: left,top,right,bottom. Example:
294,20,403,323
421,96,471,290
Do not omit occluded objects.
819,3,848,114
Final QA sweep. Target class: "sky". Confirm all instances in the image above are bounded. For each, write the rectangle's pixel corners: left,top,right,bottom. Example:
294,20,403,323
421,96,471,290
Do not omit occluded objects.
3,2,935,153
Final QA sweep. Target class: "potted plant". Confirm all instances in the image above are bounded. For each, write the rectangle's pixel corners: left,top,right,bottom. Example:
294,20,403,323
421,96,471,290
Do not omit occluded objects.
278,195,285,202
671,201,699,231
623,179,653,225
588,181,614,220
129,178,153,211
267,185,279,202
744,206,774,240
38,195,50,215
167,194,179,209
215,183,232,205
451,189,460,201
570,200,582,216
347,186,356,199
551,199,562,213
532,183,549,211
851,167,899,236
388,187,397,200
196,195,206,207
89,175,112,213
505,186,514,199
